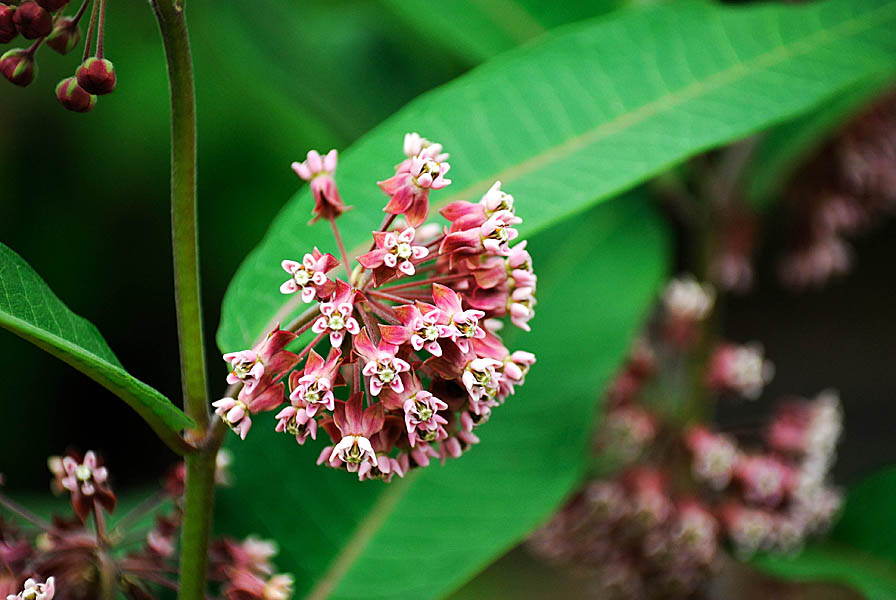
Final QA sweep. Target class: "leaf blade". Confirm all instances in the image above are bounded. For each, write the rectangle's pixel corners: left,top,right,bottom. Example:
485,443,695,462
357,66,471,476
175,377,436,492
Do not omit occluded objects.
218,0,896,354
0,243,194,450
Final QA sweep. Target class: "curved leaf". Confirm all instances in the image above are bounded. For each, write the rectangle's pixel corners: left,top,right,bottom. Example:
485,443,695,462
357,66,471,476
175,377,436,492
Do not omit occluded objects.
381,0,625,63
753,466,896,599
744,74,896,210
218,0,896,353
216,193,669,600
0,243,193,452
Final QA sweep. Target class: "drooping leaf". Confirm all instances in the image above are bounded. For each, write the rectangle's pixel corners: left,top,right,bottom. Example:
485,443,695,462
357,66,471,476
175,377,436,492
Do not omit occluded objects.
216,193,670,600
744,74,896,210
381,0,626,63
753,466,896,600
218,0,896,354
0,243,193,452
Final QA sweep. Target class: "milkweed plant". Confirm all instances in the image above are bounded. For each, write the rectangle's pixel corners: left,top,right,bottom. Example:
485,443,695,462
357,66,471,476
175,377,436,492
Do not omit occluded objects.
1,0,895,599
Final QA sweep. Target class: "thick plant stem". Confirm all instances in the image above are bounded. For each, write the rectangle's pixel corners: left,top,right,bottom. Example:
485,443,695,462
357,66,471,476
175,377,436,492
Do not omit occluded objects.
178,449,218,600
153,0,208,436
152,2,216,599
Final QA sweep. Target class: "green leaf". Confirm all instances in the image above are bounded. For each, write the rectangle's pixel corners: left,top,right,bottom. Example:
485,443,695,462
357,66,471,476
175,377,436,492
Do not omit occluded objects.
381,0,626,63
218,0,896,354
744,74,896,210
753,467,896,599
216,193,670,600
0,243,194,452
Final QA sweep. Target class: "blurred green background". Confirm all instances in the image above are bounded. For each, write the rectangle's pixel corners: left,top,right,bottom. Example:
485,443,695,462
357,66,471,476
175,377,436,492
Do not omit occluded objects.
2,0,896,597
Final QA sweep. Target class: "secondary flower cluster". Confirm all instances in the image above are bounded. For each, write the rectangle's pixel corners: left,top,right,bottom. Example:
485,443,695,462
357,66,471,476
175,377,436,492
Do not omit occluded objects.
529,276,842,599
216,134,537,481
0,449,293,600
1,0,116,112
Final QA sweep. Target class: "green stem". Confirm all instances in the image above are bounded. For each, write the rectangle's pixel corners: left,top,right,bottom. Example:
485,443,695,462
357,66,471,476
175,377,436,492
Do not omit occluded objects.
151,2,217,599
153,0,208,435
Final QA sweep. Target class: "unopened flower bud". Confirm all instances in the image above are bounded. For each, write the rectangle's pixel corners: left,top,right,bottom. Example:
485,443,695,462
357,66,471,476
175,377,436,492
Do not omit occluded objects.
13,1,52,39
46,16,81,55
1,48,36,87
56,76,96,112
0,4,17,44
35,0,69,10
76,56,115,95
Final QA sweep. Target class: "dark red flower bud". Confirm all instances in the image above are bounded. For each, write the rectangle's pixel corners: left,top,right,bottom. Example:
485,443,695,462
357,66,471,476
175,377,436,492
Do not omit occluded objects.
55,76,96,112
35,0,69,11
13,2,52,39
46,15,80,54
76,56,115,95
0,4,17,44
1,48,36,87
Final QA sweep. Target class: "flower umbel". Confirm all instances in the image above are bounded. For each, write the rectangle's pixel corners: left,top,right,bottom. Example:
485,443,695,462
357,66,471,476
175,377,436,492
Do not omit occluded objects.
218,134,537,481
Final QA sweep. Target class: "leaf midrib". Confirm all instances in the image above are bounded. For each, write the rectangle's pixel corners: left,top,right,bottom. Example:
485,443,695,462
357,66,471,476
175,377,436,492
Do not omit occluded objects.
252,1,896,349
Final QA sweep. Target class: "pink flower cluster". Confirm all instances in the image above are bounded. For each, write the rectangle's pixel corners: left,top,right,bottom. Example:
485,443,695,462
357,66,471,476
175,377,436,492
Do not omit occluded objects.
217,133,536,480
1,449,291,599
531,275,842,595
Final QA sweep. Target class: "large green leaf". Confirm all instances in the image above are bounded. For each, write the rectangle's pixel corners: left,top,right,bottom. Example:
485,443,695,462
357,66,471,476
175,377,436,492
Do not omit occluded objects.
218,0,896,353
0,243,193,451
216,194,669,599
381,0,626,63
753,467,896,599
744,74,896,210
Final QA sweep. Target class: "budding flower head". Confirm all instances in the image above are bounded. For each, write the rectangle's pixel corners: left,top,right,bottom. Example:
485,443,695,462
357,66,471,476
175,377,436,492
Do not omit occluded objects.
6,577,55,600
46,16,81,55
76,57,116,95
12,2,51,39
55,77,96,113
0,4,17,44
1,49,36,87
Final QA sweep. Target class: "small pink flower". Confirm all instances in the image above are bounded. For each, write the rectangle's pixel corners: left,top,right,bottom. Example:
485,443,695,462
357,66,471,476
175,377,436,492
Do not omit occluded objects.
213,383,285,440
311,282,361,348
624,468,673,528
432,283,486,353
402,132,449,163
357,227,429,280
7,577,55,600
279,247,339,301
378,153,451,227
55,451,116,520
685,426,740,490
223,569,294,600
379,303,450,357
707,343,775,399
403,390,448,447
329,394,385,471
292,149,347,223
461,357,504,413
440,180,514,225
719,502,774,557
223,327,298,393
353,328,410,397
274,405,318,445
287,347,342,416
734,454,793,507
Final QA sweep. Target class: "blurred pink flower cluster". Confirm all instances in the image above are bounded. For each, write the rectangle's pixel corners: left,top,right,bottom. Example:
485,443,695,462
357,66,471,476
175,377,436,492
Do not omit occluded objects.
216,134,537,481
529,275,842,598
